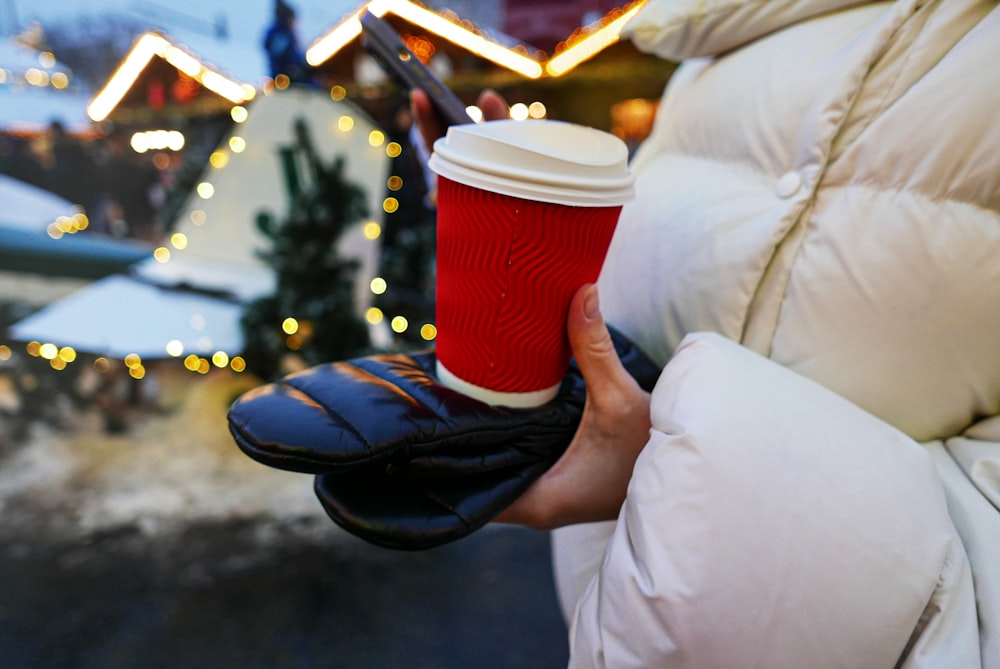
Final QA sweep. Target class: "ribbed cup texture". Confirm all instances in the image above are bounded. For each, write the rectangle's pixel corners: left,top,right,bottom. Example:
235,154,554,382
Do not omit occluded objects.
435,177,622,393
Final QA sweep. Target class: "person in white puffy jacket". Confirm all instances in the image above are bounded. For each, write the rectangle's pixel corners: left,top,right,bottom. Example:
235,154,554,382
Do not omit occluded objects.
415,0,1000,666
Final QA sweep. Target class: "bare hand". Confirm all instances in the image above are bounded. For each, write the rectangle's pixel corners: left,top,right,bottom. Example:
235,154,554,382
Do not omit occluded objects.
410,88,509,153
494,284,652,530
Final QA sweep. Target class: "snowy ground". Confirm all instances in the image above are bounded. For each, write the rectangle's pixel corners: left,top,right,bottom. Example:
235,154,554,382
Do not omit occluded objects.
0,368,571,668
0,368,329,542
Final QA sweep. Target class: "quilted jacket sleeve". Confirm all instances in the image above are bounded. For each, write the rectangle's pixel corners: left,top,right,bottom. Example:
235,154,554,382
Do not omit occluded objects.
566,334,980,669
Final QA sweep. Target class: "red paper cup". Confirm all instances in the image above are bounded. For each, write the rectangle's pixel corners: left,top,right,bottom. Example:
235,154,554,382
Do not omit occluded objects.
430,120,634,407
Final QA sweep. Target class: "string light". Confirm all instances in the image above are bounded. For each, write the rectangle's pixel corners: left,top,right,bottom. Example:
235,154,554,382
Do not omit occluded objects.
88,32,254,122
546,1,647,77
363,221,382,240
391,316,409,333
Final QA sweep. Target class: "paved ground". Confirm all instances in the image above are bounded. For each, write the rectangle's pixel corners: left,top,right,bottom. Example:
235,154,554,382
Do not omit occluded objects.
0,516,568,669
0,369,570,669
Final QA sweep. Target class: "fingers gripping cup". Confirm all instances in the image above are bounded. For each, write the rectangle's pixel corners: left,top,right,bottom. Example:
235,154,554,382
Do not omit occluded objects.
429,119,635,407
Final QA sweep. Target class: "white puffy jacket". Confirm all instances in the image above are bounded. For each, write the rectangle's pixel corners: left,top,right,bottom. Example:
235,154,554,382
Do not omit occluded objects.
553,1,1000,667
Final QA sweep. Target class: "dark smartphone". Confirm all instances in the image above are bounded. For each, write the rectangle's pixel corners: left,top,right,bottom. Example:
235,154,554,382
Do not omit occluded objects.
359,11,474,127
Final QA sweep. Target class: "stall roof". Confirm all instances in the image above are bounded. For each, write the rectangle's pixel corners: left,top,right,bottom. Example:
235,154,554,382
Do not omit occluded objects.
8,86,388,361
0,38,91,133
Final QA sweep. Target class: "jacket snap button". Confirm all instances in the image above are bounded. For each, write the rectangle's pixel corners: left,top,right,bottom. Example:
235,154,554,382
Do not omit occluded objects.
775,171,802,198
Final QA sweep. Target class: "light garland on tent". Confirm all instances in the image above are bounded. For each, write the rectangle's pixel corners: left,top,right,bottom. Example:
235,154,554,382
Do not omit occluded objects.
546,1,647,77
306,0,544,79
87,33,255,123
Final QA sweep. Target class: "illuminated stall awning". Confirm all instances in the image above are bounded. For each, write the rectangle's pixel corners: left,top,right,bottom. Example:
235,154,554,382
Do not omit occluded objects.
87,32,256,124
305,0,546,81
545,1,648,76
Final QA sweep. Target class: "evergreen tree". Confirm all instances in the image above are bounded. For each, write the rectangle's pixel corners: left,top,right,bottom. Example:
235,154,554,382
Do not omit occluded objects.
240,118,370,380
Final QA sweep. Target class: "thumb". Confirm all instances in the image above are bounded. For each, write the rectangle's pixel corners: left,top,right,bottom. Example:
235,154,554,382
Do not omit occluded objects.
567,284,633,399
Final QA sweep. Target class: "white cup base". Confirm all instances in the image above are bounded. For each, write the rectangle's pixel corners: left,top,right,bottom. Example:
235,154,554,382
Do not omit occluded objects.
436,360,560,408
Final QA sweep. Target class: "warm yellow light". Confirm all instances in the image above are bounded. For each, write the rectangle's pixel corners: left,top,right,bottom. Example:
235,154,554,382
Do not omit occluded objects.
368,130,385,147
337,115,355,132
420,324,437,341
391,316,409,333
26,341,41,356
39,343,59,360
229,136,246,153
383,197,399,214
46,223,63,239
387,0,543,78
230,356,247,373
129,365,146,380
466,106,484,123
198,358,210,374
545,2,646,77
51,72,69,89
124,353,142,369
363,221,382,240
58,346,76,363
386,142,402,158
50,357,67,371
203,70,250,104
212,351,230,368
0,345,10,361
330,85,346,101
170,232,188,249
183,354,200,371
190,209,206,225
73,213,89,230
154,246,171,263
387,176,403,191
25,68,47,86
230,106,249,123
274,73,290,90
166,339,184,356
528,101,547,118
88,33,171,122
370,277,387,295
196,182,215,199
39,51,56,68
209,150,229,169
281,317,299,335
366,307,384,325
510,102,529,121
305,11,365,66
165,45,201,77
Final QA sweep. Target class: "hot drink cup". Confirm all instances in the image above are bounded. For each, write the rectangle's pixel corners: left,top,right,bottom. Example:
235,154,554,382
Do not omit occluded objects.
428,119,634,407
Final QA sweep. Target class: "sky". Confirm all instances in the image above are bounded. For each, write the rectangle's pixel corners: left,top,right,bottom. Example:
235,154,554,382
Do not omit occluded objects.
6,0,362,51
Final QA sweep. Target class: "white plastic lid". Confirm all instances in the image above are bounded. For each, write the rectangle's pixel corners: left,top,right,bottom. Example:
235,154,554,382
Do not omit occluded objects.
429,119,635,207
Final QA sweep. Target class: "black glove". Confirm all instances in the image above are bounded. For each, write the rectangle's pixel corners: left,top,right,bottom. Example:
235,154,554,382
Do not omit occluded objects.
227,328,660,550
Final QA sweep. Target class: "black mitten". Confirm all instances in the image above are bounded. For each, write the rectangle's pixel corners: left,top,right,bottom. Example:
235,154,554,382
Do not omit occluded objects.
227,328,660,549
